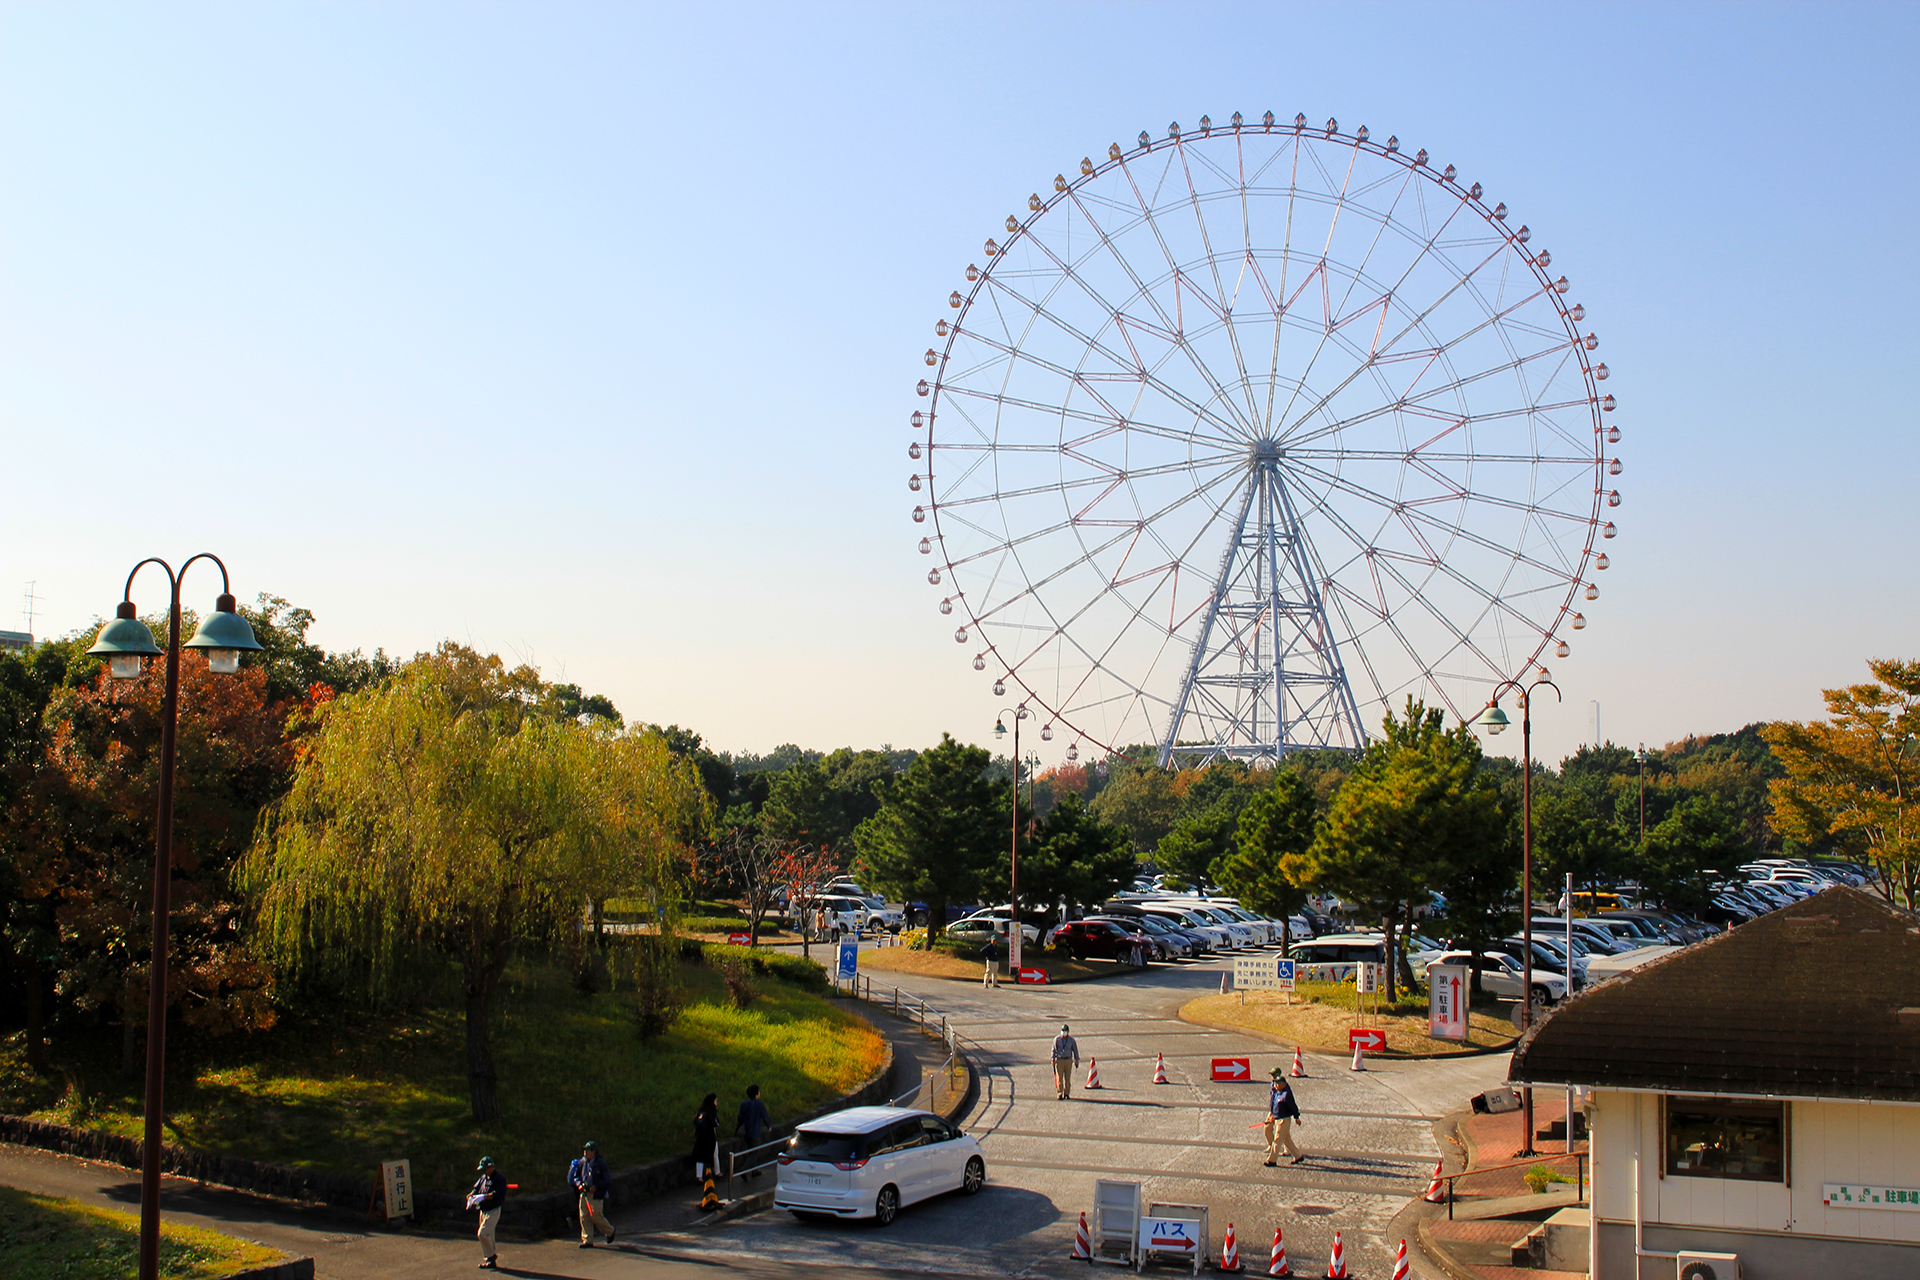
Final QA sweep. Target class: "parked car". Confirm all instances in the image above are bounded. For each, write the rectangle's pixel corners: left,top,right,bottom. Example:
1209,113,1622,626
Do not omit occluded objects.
1136,905,1236,950
1489,936,1587,987
1422,950,1568,1005
1162,902,1265,948
1047,918,1153,962
776,1107,985,1224
1531,916,1630,955
1100,905,1214,955
944,916,1040,946
1287,933,1386,981
1089,912,1200,958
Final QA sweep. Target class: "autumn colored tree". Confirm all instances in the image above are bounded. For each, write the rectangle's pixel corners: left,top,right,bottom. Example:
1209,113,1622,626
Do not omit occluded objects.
243,645,707,1122
774,843,838,959
1089,759,1182,856
1764,658,1920,908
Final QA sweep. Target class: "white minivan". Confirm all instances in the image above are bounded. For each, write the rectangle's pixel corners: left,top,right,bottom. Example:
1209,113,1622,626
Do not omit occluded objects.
775,1106,986,1225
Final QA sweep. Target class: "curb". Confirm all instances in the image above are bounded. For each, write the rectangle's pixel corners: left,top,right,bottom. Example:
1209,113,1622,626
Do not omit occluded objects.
693,1188,777,1226
228,1260,316,1280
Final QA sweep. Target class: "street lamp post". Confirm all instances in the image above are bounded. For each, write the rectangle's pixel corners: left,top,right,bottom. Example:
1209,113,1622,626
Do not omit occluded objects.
87,556,262,1280
1474,666,1561,1160
992,704,1030,974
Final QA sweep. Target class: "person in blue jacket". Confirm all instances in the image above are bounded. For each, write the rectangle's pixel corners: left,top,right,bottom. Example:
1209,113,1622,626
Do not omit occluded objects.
1263,1067,1304,1166
569,1140,615,1247
736,1085,772,1178
468,1156,503,1269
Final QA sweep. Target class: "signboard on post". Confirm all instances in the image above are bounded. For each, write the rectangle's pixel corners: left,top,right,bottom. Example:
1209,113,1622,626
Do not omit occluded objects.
380,1159,414,1221
1348,1028,1386,1053
1356,961,1379,993
1015,966,1049,984
836,938,858,980
1427,963,1468,1041
1233,955,1296,992
1209,1056,1252,1081
1138,1217,1201,1259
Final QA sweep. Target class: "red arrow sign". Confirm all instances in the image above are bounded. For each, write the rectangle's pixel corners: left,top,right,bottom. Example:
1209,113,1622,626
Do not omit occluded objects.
1015,967,1049,984
726,932,750,946
1210,1056,1252,1081
1349,1028,1387,1052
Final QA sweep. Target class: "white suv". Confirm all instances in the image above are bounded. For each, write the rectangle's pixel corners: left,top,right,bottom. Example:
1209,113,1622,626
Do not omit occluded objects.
775,1106,986,1225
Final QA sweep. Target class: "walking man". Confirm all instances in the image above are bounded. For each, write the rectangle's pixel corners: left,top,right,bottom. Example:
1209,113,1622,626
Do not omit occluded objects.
1050,1022,1081,1100
981,934,1000,987
467,1156,503,1269
736,1085,772,1178
569,1140,614,1247
1263,1067,1304,1165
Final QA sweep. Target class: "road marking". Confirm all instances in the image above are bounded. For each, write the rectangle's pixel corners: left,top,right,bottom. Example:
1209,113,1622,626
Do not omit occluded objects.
977,1127,1434,1164
984,1155,1421,1191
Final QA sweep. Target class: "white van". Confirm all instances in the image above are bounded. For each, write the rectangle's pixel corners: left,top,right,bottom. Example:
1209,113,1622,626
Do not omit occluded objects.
775,1106,986,1225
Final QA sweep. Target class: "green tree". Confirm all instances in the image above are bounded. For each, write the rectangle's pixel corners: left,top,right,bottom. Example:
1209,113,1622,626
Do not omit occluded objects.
1289,700,1502,999
987,792,1135,913
243,646,705,1122
1156,804,1239,891
1215,771,1318,944
1763,659,1919,908
1531,787,1632,904
852,734,1003,942
1089,760,1181,856
1639,795,1751,911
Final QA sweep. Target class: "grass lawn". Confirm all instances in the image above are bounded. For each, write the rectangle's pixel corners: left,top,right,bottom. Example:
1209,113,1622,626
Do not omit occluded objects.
1182,981,1519,1055
0,1185,284,1280
0,958,885,1198
858,947,1121,984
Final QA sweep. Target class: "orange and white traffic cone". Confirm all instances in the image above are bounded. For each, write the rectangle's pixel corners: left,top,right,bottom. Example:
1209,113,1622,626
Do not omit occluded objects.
1326,1229,1345,1278
1071,1210,1091,1260
1153,1052,1169,1084
1221,971,1231,995
1290,1046,1306,1077
1085,1058,1102,1089
1423,1158,1447,1203
1349,1042,1365,1072
1267,1225,1290,1276
1390,1238,1410,1280
1220,1222,1242,1272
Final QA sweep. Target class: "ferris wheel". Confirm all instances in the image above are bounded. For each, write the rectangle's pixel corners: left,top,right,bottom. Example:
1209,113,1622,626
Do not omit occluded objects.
909,112,1618,767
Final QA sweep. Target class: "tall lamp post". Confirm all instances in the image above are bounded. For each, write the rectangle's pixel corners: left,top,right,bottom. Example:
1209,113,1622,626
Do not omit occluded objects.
87,556,262,1280
1474,665,1560,1160
992,704,1032,973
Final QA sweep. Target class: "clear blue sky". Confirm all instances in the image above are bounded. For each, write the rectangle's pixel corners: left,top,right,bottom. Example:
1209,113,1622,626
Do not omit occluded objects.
4,2,1915,768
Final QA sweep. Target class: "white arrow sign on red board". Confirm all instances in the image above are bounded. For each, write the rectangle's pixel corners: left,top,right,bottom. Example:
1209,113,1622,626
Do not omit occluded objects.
1015,967,1048,984
1348,1028,1387,1052
1210,1056,1252,1081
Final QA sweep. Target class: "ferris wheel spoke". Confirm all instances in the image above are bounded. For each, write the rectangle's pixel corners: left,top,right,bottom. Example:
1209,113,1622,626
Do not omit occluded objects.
1171,142,1268,432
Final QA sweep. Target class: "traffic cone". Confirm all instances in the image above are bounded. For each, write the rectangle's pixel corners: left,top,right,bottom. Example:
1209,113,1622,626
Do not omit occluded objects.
1267,1225,1290,1276
1290,1046,1306,1077
1153,1052,1169,1084
1349,1042,1365,1072
1326,1229,1345,1278
1423,1158,1447,1203
1390,1238,1410,1280
1220,1222,1242,1272
1085,1058,1102,1089
699,1168,720,1211
1071,1210,1091,1260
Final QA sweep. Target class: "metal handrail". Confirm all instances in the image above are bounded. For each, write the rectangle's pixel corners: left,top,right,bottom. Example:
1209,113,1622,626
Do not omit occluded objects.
1440,1149,1586,1219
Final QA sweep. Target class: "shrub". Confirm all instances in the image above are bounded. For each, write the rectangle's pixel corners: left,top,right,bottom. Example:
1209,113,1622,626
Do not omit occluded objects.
716,954,760,1010
1524,1164,1573,1194
627,939,684,1041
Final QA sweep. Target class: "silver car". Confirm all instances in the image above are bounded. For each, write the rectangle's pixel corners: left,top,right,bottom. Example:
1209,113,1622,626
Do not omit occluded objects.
775,1106,986,1225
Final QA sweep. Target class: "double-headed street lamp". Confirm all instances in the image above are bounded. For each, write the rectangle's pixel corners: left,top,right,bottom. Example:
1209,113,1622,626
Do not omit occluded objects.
87,555,262,1280
993,703,1046,973
1474,665,1560,1160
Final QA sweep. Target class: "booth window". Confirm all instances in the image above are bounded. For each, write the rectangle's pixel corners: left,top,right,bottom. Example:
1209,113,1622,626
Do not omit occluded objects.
1665,1097,1785,1181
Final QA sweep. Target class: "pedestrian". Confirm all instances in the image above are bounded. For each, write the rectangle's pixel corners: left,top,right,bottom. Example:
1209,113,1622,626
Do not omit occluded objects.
466,1156,503,1269
1050,1022,1081,1100
569,1140,614,1248
692,1093,721,1183
981,933,1000,987
1263,1067,1304,1166
736,1084,772,1179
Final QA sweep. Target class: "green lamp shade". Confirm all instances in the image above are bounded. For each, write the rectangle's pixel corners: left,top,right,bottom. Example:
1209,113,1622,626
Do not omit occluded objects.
185,593,263,674
88,603,162,680
1475,703,1511,735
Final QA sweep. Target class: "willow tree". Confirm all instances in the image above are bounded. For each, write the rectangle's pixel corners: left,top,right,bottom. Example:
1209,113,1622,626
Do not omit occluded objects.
243,647,704,1122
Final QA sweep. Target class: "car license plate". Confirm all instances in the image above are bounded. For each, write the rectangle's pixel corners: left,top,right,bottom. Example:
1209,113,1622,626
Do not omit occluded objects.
804,1174,824,1186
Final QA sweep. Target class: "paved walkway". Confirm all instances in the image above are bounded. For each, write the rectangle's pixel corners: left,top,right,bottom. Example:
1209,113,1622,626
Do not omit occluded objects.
0,998,952,1279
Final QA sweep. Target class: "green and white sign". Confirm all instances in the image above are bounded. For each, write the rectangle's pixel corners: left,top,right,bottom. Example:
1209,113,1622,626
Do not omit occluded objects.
1823,1184,1920,1210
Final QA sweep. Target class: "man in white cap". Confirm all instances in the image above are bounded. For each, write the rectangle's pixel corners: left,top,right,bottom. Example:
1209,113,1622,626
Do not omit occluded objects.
1263,1067,1304,1165
1050,1023,1081,1100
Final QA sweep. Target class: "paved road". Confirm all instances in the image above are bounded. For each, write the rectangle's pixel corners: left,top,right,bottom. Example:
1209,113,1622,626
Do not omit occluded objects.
650,955,1508,1277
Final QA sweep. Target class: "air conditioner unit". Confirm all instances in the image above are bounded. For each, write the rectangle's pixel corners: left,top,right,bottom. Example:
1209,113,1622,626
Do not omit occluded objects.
1676,1251,1740,1280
